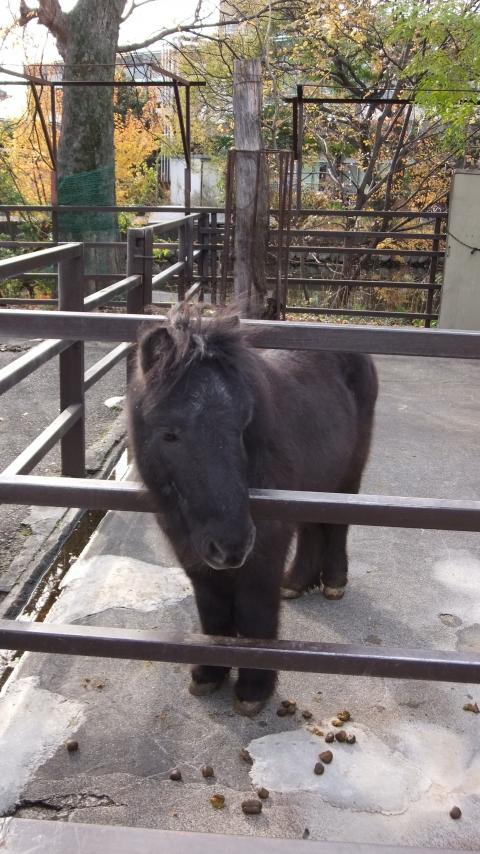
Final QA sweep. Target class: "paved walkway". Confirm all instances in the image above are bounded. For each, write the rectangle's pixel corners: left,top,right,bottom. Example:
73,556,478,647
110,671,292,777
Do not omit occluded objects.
1,355,479,848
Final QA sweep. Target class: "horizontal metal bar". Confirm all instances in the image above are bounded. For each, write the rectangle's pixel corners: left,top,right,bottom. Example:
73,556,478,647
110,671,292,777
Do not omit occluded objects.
84,343,132,391
286,245,444,258
285,96,413,105
144,212,200,235
184,281,202,301
287,307,438,321
2,405,82,476
0,240,57,248
152,261,185,286
0,310,478,358
0,298,58,305
0,476,479,531
0,338,68,395
287,209,446,220
282,229,445,241
0,243,81,277
83,275,140,310
0,79,205,88
0,204,446,218
284,277,442,291
1,619,479,684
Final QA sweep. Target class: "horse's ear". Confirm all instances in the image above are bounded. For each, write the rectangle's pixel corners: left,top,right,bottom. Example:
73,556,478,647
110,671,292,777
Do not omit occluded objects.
138,325,173,375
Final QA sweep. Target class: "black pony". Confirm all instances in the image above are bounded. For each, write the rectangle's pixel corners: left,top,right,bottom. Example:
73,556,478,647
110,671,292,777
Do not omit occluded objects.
128,306,378,715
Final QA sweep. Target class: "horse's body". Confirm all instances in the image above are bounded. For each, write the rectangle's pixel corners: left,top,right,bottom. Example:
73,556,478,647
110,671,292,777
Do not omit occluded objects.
128,308,378,715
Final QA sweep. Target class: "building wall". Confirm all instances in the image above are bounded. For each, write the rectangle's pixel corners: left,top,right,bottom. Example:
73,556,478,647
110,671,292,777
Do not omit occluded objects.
170,157,223,206
439,170,480,330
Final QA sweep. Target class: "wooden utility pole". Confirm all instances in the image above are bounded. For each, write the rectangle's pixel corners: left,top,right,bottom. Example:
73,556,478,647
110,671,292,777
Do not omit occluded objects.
232,59,268,312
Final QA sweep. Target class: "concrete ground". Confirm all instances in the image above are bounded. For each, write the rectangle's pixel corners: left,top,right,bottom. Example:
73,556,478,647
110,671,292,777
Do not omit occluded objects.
1,354,479,849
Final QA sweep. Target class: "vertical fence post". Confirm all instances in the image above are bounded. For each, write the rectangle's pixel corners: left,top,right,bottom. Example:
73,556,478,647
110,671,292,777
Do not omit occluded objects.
58,246,85,478
143,228,153,308
126,228,146,315
185,217,194,291
198,212,209,301
425,215,442,329
177,223,186,302
210,212,218,304
126,228,146,387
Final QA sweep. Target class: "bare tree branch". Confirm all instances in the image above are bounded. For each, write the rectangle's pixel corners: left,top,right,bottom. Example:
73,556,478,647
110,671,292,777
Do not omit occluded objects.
118,1,289,52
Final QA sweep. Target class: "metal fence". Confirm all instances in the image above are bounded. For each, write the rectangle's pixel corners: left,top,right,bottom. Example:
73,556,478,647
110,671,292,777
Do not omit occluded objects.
0,203,445,326
0,294,479,683
0,213,203,478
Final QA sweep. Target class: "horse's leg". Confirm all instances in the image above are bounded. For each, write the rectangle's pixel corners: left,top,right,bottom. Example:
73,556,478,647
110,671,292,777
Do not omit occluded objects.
233,580,280,716
189,572,234,696
281,523,326,599
322,524,349,599
233,526,286,716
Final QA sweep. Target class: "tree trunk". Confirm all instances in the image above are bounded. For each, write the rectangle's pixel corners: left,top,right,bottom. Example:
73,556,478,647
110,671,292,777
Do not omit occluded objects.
56,0,124,261
233,59,268,315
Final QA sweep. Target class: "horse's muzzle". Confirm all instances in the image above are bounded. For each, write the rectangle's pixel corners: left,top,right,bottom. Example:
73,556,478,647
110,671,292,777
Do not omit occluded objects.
199,524,256,570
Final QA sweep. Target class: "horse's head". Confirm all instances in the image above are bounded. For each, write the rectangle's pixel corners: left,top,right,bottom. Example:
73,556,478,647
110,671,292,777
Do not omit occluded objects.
129,308,256,570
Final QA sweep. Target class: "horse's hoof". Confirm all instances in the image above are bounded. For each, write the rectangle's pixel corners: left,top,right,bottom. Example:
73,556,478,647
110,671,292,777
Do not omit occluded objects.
189,679,224,697
234,698,267,717
280,586,303,600
323,586,346,600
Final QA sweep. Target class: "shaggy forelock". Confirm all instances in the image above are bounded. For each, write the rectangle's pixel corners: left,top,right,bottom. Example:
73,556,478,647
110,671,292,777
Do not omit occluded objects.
137,304,250,399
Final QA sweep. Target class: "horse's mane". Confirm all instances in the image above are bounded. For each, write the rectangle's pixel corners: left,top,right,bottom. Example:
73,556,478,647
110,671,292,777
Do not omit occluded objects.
136,303,258,398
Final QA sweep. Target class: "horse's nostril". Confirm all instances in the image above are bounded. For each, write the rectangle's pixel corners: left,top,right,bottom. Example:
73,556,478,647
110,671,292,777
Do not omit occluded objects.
205,539,226,565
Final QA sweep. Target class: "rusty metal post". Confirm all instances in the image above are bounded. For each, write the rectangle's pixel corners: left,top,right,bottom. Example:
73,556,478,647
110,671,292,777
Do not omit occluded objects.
58,247,85,478
425,216,442,329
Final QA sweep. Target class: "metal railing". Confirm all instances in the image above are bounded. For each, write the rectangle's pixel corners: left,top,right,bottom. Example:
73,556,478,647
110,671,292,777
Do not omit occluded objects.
0,307,479,688
1,204,445,325
0,209,205,308
0,213,205,478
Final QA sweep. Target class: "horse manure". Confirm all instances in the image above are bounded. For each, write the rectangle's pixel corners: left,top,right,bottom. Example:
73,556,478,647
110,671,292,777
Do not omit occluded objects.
242,798,262,815
65,739,79,753
287,703,297,715
314,762,325,775
325,732,335,743
210,793,225,810
240,748,253,764
169,769,182,781
319,750,333,764
331,718,343,727
276,706,289,717
257,787,270,799
202,765,215,778
281,699,292,708
463,702,479,714
337,710,351,722
302,710,313,720
307,724,324,737
335,730,348,743
449,806,462,820
346,734,357,745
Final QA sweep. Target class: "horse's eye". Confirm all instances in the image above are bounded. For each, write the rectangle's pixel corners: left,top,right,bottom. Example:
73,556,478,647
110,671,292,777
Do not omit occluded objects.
162,431,179,443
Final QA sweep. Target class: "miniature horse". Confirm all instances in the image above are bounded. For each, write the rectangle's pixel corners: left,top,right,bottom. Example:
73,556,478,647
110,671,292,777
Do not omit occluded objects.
128,306,378,715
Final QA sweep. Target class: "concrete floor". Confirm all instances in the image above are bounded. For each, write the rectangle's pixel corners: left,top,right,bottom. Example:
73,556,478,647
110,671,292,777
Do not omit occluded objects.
0,354,479,849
